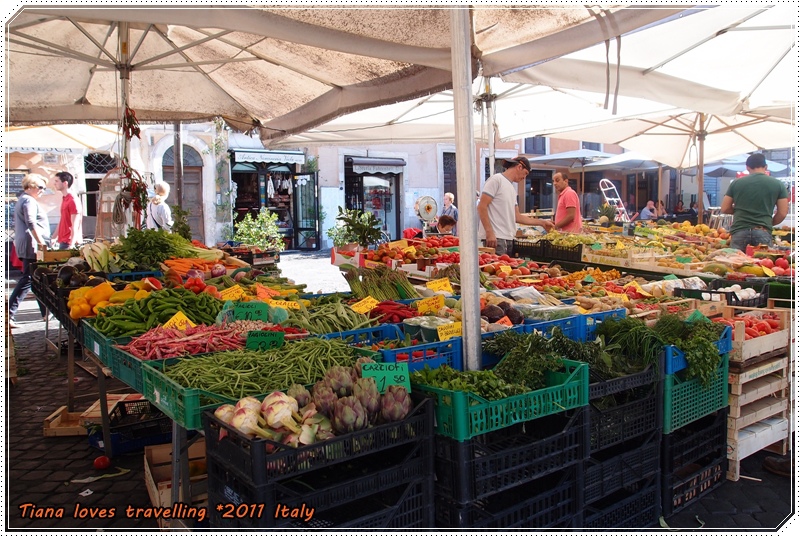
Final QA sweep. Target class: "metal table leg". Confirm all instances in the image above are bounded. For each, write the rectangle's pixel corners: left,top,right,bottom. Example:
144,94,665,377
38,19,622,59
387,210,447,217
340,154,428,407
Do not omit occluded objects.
96,362,114,459
67,333,75,412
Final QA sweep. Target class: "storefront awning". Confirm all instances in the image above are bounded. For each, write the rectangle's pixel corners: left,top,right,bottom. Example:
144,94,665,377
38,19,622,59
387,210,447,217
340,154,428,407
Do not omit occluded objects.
231,149,305,165
347,156,406,174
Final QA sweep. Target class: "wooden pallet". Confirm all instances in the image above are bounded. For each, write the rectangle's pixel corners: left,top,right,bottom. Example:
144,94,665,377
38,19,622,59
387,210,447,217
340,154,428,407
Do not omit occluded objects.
726,354,790,481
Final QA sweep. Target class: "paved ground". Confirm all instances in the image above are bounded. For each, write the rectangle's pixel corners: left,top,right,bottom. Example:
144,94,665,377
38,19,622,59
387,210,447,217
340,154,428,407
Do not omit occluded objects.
3,251,796,531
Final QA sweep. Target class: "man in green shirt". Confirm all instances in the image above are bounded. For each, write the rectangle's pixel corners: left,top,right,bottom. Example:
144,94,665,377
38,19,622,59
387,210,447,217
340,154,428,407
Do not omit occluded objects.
721,153,788,252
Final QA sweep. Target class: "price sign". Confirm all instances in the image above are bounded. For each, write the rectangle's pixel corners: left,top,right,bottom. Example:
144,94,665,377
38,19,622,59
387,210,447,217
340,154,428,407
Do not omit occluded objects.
437,321,462,341
416,294,444,314
675,256,693,264
255,283,280,299
498,265,513,274
686,310,711,324
606,291,630,302
219,284,245,301
269,299,301,310
360,362,410,394
762,266,776,277
663,274,679,280
163,311,196,330
519,278,542,284
402,246,417,255
389,239,409,249
426,278,453,293
495,316,513,327
245,330,286,351
351,296,379,314
234,301,270,321
591,243,603,251
583,275,596,283
615,240,626,250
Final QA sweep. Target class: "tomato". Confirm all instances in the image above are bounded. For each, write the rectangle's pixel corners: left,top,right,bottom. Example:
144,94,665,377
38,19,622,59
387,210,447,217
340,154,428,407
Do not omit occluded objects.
93,456,112,470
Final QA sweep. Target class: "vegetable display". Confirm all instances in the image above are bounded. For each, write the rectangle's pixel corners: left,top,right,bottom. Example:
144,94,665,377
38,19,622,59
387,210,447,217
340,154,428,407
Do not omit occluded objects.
410,365,528,401
116,325,246,361
343,265,421,300
284,301,376,334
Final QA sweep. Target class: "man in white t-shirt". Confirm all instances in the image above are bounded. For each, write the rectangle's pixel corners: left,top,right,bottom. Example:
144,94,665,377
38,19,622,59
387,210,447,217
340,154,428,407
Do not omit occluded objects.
478,156,554,255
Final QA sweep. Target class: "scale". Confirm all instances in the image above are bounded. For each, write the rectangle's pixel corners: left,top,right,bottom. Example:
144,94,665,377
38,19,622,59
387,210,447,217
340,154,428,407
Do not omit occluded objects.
415,195,438,236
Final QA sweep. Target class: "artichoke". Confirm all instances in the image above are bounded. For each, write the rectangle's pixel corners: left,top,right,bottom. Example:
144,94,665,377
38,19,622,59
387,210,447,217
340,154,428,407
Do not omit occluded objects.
287,384,312,408
381,385,412,423
324,365,355,397
353,377,381,425
354,356,376,378
332,396,368,434
313,385,339,418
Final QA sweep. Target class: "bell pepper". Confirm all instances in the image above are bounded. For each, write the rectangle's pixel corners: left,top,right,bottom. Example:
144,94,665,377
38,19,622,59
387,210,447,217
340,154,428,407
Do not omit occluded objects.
109,289,138,303
134,289,151,300
84,281,115,307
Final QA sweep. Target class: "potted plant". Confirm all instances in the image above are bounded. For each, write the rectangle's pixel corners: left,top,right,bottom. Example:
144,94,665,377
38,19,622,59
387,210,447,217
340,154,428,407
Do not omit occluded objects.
233,208,285,252
331,207,382,251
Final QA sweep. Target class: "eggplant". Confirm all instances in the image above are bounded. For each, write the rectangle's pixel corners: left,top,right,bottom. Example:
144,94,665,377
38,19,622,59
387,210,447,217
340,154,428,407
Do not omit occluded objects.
69,272,89,287
56,265,76,287
85,277,107,287
33,266,52,282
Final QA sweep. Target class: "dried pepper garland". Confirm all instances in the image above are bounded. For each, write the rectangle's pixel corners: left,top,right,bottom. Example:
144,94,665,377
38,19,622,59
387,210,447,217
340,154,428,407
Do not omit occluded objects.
123,106,141,139
120,158,149,219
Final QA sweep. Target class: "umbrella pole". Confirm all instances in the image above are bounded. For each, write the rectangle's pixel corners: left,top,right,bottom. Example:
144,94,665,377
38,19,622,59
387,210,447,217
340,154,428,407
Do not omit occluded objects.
697,114,706,225
658,165,663,213
486,79,495,182
451,8,481,372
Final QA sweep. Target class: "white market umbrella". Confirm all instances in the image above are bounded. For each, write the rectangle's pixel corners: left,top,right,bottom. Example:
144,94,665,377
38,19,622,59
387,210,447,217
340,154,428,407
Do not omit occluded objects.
535,111,795,223
684,154,789,178
528,149,616,206
4,124,121,153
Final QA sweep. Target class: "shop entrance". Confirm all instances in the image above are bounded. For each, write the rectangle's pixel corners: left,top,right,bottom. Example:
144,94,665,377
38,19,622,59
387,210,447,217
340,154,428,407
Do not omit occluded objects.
345,157,405,241
162,145,204,242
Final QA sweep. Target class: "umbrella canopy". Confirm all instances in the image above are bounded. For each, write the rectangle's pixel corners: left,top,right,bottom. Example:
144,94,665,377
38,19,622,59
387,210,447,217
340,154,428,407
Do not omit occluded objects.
527,148,616,169
684,154,789,178
4,124,121,152
569,150,661,173
504,4,795,117
267,78,681,148
5,5,686,136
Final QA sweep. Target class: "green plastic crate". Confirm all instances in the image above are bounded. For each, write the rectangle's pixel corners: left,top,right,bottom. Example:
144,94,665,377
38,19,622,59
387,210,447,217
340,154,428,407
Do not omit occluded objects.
82,318,131,367
411,359,588,441
663,354,729,434
108,344,146,393
141,359,236,431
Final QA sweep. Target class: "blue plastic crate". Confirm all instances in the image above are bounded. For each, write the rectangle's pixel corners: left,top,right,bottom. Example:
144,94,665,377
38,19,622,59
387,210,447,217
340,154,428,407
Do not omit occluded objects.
524,315,581,341
480,325,527,368
581,308,628,342
105,270,163,281
381,337,463,372
321,324,403,346
664,325,732,375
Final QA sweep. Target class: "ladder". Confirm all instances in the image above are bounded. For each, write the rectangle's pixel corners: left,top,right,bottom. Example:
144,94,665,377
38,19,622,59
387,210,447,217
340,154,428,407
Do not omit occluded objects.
707,207,733,230
599,179,630,222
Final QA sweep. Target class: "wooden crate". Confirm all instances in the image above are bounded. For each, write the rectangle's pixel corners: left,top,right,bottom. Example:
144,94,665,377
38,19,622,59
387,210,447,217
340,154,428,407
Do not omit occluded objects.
43,406,86,437
36,247,73,263
723,306,791,363
726,416,789,481
144,439,208,529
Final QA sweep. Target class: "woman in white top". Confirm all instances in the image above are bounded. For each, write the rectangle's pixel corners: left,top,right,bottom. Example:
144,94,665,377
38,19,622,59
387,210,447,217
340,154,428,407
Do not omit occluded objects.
146,182,174,231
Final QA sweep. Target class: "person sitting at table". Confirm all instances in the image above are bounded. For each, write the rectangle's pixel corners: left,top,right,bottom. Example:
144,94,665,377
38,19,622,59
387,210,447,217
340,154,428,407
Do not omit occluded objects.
639,200,658,220
412,215,456,239
689,201,699,216
674,200,685,214
656,200,667,218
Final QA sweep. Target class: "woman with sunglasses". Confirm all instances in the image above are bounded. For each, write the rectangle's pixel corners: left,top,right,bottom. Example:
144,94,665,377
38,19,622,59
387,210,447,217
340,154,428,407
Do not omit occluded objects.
8,174,51,328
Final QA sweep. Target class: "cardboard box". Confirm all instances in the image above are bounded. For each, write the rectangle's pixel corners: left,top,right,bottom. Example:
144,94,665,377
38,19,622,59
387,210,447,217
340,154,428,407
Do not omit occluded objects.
144,439,208,516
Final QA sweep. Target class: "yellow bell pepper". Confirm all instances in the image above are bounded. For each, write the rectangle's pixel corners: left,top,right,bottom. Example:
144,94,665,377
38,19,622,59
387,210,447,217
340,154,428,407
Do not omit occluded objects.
85,281,115,307
134,289,151,300
109,289,138,303
92,300,111,315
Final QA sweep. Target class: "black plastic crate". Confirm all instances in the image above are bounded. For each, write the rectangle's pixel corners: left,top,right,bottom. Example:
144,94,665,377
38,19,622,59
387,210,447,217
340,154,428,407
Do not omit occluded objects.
584,429,661,505
512,238,546,260
205,437,431,528
202,396,433,486
209,476,434,529
661,409,728,518
673,279,767,308
589,382,662,453
87,400,172,455
434,464,583,529
584,474,661,529
543,241,583,263
589,356,663,400
434,406,589,503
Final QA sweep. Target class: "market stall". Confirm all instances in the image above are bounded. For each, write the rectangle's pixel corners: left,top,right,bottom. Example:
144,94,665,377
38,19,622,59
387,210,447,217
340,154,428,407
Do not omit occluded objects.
26,211,793,528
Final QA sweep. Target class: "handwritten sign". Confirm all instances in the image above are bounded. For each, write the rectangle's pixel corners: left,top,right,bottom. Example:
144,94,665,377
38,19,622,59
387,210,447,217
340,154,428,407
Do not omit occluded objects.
389,239,409,249
519,278,542,284
762,266,776,277
234,301,270,321
351,296,379,314
402,246,417,255
591,243,603,251
245,330,285,351
624,281,652,297
426,278,454,293
269,299,301,310
615,240,626,250
255,283,280,299
606,291,630,302
361,362,410,394
582,275,596,283
495,316,513,327
675,256,693,264
163,311,196,330
498,265,513,274
219,285,245,301
663,274,679,280
437,321,462,341
416,294,444,314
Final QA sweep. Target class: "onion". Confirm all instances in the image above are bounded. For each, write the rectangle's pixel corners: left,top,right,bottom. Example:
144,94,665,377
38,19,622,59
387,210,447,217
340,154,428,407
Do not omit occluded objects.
210,264,227,277
186,269,205,281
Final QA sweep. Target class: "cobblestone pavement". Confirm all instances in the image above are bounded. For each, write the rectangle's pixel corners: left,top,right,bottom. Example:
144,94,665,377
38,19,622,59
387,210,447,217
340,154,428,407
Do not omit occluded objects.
3,253,796,531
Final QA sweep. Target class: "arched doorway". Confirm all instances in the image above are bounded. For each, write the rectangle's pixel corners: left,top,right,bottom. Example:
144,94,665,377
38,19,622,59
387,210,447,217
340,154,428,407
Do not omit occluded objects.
162,145,204,242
